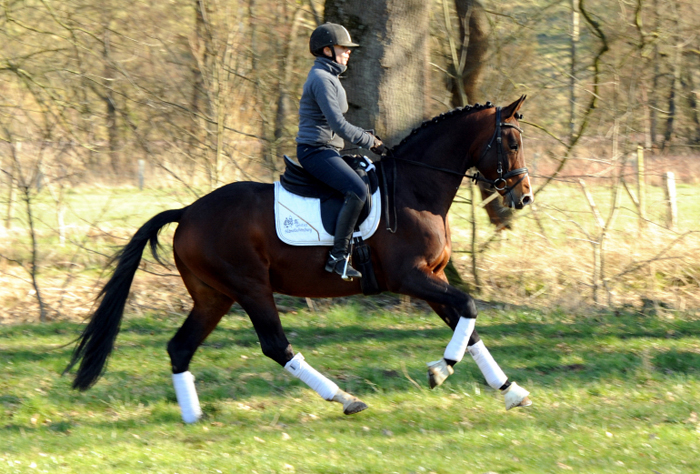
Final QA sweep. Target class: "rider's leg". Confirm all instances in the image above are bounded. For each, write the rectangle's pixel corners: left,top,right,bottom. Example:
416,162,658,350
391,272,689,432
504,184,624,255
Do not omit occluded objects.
297,146,367,279
325,191,364,278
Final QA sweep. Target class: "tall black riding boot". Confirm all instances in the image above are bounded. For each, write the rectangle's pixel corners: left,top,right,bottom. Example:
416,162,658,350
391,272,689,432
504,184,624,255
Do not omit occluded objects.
325,191,365,280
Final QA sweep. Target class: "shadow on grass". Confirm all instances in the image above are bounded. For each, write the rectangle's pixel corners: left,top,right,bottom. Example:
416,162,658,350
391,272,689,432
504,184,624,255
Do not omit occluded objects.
2,309,700,411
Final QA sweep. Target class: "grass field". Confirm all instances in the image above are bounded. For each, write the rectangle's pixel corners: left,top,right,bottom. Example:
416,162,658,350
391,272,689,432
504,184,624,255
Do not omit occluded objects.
1,301,699,473
1,176,699,472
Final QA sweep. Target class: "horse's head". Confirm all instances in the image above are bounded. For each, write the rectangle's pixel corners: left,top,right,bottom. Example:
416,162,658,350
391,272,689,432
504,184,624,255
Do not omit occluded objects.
473,96,533,209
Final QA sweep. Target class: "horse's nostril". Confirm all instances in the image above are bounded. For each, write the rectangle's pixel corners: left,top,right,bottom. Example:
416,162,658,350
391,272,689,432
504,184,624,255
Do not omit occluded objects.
521,195,532,206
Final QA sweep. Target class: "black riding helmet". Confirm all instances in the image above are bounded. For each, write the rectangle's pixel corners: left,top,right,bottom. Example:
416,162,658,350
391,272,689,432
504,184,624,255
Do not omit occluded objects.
309,23,359,57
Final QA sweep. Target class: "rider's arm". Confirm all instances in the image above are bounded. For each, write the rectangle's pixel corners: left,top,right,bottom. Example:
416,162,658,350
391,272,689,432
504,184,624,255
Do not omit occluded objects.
311,76,374,149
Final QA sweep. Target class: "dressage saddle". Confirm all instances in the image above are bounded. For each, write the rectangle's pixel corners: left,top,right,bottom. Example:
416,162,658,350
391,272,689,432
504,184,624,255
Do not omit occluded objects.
279,155,379,236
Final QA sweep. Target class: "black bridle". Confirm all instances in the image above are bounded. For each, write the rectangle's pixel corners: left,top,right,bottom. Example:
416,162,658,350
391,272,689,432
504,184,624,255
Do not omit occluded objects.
472,107,528,193
385,107,528,193
379,106,529,232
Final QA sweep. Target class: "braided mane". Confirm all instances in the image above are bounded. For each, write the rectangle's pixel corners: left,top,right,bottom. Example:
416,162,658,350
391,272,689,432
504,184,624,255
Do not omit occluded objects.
391,102,495,154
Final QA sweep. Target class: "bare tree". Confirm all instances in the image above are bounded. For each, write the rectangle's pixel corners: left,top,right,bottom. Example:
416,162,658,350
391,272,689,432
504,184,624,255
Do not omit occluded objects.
324,0,430,145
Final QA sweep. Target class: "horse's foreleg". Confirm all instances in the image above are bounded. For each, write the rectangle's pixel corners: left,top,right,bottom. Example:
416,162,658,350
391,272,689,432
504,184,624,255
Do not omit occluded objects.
238,291,368,415
427,304,532,409
393,267,478,387
424,298,476,390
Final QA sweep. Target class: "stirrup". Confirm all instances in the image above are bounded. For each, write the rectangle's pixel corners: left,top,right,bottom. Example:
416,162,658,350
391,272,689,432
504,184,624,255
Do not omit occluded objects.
325,254,362,281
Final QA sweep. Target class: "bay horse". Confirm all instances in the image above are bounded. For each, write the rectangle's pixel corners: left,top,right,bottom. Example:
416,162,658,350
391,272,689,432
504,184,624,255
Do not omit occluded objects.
66,96,534,422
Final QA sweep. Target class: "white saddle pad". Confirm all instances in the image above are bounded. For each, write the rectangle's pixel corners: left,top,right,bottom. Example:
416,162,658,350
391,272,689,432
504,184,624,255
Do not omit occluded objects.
274,181,381,246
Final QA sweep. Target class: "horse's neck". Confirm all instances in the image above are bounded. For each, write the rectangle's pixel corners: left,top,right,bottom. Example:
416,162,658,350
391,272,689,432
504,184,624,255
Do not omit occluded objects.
394,121,479,217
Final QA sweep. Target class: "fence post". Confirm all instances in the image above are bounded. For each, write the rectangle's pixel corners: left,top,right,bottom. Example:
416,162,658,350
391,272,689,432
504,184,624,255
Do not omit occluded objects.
663,171,677,230
138,159,145,190
637,145,646,229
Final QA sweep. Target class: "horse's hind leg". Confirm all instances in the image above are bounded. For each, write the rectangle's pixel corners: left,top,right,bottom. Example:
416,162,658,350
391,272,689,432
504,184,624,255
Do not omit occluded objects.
235,288,367,415
427,300,531,410
168,260,234,423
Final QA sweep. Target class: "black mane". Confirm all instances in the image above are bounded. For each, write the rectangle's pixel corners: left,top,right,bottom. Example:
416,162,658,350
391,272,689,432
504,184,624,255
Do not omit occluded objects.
391,102,495,154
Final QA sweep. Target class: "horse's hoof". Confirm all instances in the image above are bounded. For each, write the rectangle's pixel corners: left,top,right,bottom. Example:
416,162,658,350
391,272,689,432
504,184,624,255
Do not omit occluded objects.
427,359,454,389
343,400,368,415
516,396,532,408
332,389,368,415
504,381,531,410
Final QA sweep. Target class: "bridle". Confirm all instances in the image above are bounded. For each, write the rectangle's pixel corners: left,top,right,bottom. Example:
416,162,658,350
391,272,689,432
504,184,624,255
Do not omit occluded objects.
379,106,529,232
471,107,528,194
384,107,528,194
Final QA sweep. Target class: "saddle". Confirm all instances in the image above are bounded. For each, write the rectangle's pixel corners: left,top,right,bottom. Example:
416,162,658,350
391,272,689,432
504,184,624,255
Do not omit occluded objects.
279,154,379,235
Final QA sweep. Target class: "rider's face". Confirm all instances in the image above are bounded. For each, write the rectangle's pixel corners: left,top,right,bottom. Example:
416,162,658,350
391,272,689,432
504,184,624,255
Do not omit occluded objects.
334,46,351,65
325,45,352,66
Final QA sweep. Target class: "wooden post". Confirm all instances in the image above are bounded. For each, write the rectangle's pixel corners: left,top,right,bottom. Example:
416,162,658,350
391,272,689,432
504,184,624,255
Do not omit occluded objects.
578,179,605,229
138,159,145,190
663,171,677,230
637,145,646,228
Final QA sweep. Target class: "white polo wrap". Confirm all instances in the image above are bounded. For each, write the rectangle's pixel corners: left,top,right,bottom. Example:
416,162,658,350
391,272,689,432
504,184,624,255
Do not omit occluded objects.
172,371,202,424
284,352,339,400
468,340,508,389
444,317,476,363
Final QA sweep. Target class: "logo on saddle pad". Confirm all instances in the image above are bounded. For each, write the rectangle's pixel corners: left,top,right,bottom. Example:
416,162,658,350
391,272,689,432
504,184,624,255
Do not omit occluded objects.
274,182,381,246
282,216,313,235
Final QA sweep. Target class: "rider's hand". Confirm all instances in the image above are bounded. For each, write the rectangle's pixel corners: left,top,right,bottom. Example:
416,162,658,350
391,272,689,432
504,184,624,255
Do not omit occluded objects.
370,136,388,156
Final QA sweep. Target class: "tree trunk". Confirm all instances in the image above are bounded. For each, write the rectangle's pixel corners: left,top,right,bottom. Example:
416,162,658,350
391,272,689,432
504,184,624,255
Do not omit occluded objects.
103,30,120,177
663,41,682,146
324,0,430,146
682,60,700,144
190,0,208,158
192,0,217,186
272,7,304,168
570,0,579,142
452,0,490,105
649,0,660,147
445,1,512,231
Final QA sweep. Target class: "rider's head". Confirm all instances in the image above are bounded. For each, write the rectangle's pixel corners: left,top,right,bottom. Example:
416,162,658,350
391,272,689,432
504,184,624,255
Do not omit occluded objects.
309,23,358,65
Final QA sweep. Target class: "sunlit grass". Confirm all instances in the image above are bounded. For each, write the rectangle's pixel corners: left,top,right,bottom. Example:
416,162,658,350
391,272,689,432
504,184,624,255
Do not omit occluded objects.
1,305,699,473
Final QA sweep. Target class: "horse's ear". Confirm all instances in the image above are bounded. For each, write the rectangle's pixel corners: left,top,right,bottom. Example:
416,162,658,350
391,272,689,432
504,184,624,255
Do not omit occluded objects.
502,95,527,120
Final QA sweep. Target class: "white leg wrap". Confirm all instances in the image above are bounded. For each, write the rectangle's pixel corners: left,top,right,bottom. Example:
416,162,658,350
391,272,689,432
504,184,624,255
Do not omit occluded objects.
444,317,476,363
284,353,339,401
172,371,202,424
468,340,508,389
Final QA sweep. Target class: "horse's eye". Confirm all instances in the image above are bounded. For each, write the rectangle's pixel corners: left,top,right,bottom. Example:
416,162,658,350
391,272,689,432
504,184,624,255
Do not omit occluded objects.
509,144,519,151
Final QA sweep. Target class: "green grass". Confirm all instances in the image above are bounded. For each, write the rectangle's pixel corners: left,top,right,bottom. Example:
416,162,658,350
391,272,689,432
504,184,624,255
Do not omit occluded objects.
2,302,699,473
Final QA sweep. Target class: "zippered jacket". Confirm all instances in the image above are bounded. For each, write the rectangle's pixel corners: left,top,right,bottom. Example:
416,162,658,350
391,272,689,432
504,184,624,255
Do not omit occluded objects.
296,57,374,150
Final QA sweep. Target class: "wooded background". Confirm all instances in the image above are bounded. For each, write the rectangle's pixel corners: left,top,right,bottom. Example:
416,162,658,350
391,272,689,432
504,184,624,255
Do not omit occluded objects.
1,0,700,322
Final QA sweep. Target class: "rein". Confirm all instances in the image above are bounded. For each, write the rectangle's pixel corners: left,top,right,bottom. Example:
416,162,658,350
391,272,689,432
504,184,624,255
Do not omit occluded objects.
379,107,529,232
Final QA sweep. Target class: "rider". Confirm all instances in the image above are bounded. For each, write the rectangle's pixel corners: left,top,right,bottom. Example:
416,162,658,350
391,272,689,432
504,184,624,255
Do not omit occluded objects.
296,23,387,280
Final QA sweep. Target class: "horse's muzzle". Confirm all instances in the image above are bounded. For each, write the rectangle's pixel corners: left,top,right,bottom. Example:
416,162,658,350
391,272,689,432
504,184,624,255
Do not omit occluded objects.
504,189,534,209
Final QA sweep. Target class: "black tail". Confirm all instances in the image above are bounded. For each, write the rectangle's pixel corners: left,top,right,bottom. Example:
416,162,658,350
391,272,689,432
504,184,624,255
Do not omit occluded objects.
64,208,186,390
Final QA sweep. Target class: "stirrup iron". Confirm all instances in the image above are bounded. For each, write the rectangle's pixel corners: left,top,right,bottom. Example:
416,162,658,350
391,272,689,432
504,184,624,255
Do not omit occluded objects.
326,254,361,281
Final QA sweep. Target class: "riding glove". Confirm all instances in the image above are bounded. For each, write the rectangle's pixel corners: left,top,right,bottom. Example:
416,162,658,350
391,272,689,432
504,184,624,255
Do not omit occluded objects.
370,136,388,156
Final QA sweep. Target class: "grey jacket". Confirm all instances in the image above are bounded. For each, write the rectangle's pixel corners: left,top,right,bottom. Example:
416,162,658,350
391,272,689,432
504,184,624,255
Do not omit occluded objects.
296,57,374,150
